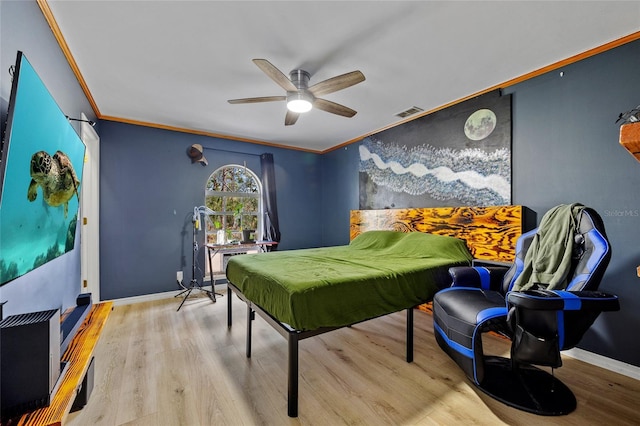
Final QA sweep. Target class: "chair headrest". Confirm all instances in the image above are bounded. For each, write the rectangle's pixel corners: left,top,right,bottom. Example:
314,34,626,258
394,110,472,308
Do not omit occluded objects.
504,206,610,293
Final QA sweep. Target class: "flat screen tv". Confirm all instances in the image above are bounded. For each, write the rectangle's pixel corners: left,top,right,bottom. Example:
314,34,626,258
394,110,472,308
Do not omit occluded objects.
0,51,86,286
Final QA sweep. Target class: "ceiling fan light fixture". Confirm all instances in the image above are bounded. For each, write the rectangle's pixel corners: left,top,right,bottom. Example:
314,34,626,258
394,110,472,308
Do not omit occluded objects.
229,60,364,125
287,92,313,113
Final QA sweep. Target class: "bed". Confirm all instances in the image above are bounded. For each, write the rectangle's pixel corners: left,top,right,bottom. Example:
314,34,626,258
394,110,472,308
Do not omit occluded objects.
225,205,526,417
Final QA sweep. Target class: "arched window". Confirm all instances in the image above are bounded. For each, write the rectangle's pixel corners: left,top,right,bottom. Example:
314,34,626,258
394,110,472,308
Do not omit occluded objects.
204,164,262,245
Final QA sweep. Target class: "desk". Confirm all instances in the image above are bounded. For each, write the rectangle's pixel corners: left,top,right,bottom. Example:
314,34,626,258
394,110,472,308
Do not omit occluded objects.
206,241,277,291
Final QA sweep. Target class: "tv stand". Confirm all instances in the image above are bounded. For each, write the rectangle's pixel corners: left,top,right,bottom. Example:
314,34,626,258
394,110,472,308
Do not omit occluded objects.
4,301,112,426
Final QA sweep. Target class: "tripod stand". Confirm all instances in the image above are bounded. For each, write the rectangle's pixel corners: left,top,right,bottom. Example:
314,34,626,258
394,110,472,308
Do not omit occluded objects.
176,214,217,311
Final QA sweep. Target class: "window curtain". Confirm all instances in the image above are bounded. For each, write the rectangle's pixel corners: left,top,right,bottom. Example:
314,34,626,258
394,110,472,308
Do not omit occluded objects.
260,153,281,249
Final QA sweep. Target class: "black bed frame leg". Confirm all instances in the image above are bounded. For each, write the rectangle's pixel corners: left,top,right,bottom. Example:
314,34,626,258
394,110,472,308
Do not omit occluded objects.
406,307,414,363
246,304,253,358
288,333,299,417
227,285,233,329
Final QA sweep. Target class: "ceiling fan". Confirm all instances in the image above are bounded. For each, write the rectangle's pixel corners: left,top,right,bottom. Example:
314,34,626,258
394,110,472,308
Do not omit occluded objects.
228,59,365,126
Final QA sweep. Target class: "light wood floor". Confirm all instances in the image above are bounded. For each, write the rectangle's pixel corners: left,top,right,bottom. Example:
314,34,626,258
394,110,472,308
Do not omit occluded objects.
68,289,640,426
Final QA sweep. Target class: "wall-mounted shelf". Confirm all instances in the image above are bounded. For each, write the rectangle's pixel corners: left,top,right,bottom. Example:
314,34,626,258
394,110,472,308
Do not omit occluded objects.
620,122,640,162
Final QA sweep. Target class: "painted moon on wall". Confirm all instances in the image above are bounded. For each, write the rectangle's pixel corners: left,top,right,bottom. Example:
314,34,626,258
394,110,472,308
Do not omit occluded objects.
464,109,497,141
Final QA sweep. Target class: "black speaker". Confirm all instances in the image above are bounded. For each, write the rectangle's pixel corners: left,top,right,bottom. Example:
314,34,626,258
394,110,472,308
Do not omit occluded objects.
71,356,94,412
1,309,62,419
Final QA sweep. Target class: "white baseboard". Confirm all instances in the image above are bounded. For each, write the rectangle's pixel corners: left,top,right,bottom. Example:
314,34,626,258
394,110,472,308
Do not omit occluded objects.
108,283,226,307
563,347,640,381
105,288,640,381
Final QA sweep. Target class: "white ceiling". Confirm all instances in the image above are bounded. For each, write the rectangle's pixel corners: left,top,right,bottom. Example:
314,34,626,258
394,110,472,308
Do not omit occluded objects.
46,1,639,152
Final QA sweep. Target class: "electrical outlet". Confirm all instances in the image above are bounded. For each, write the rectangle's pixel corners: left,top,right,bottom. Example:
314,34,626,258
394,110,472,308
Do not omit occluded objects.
177,271,183,283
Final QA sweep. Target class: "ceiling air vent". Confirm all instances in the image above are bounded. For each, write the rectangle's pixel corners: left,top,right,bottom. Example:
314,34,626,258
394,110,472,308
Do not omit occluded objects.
395,106,424,118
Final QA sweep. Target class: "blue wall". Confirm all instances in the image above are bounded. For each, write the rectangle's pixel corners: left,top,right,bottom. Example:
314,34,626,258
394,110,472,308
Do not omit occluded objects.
504,40,640,365
98,121,322,300
320,40,640,366
320,144,361,247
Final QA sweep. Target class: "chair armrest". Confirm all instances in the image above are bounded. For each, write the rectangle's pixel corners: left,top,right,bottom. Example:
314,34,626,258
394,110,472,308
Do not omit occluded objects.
449,265,509,290
507,290,620,312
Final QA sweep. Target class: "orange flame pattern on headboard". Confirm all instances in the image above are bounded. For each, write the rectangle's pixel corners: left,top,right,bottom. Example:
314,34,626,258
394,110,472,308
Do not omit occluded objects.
350,205,524,262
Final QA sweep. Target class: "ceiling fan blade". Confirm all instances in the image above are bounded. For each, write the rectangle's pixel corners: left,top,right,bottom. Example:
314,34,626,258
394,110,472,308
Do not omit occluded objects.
285,110,300,126
227,96,286,104
313,98,357,118
308,71,365,97
253,59,297,92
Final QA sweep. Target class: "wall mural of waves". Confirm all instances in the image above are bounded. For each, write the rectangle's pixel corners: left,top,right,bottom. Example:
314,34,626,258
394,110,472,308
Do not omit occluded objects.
359,91,511,209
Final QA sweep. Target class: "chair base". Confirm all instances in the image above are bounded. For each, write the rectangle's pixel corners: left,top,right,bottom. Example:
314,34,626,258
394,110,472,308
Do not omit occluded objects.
477,356,576,416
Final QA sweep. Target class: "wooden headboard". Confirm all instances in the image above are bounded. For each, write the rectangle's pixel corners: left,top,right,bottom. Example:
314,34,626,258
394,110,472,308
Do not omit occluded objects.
350,205,525,262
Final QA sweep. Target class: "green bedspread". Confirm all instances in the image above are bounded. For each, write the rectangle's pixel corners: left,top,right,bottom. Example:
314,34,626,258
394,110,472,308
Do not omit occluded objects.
226,230,473,330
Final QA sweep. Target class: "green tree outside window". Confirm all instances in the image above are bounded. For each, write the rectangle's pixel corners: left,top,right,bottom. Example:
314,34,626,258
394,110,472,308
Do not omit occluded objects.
205,165,261,244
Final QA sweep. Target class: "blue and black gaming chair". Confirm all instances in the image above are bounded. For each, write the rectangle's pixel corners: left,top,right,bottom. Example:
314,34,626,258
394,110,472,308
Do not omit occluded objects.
432,206,619,415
